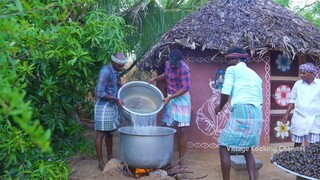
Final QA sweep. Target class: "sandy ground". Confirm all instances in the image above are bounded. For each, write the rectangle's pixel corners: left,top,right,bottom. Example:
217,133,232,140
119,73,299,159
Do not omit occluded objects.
69,121,298,180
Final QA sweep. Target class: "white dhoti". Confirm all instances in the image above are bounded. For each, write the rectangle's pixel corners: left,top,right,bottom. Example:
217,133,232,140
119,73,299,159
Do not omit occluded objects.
310,115,320,134
290,111,319,136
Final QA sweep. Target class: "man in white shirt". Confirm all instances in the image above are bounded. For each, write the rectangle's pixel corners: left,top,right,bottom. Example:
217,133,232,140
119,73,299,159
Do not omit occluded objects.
282,62,320,147
215,47,263,180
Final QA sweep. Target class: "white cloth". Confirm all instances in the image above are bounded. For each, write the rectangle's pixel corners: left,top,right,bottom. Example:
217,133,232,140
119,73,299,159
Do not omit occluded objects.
311,115,320,134
289,78,320,135
290,79,320,117
111,55,127,65
290,111,317,136
221,62,262,108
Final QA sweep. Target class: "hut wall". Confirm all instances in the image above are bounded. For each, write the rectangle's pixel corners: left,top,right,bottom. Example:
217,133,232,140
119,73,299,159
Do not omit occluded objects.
155,49,271,152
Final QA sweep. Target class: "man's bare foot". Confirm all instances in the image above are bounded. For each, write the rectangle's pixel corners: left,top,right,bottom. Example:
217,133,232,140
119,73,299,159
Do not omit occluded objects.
107,155,113,162
179,159,188,169
99,161,106,171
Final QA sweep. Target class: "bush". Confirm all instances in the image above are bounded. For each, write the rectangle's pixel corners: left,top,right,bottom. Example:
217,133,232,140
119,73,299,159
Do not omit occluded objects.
0,0,133,178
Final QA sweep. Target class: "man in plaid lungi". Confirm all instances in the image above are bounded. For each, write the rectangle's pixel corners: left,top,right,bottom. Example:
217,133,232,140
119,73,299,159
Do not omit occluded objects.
215,47,263,180
94,52,127,171
149,49,191,167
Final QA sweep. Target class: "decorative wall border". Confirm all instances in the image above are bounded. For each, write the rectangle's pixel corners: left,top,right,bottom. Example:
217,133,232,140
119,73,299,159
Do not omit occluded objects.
260,56,271,144
187,56,228,63
187,142,219,149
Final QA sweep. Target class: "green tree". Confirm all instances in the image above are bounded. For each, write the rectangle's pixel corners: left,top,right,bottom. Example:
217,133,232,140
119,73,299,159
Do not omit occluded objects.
295,1,320,27
274,0,320,27
0,0,133,178
274,0,290,7
98,0,208,64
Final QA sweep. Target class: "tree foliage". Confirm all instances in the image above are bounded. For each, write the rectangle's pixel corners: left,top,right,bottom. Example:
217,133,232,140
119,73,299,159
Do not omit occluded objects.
274,0,290,7
98,0,208,62
0,0,133,178
274,0,320,27
295,1,320,27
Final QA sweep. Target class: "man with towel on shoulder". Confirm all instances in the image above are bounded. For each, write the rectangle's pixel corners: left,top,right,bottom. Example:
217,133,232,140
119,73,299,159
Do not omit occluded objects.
149,48,191,167
94,52,128,171
215,47,263,180
282,62,320,147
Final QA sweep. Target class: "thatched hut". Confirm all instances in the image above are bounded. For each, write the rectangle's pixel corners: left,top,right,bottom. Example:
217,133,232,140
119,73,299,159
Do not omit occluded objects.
138,0,320,151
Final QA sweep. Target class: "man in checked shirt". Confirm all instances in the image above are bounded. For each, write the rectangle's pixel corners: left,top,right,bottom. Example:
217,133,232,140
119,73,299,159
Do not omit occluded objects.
149,48,192,167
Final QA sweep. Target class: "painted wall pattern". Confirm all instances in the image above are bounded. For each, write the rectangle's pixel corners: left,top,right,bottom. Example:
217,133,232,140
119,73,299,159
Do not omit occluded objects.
195,89,231,140
273,85,291,107
185,56,270,151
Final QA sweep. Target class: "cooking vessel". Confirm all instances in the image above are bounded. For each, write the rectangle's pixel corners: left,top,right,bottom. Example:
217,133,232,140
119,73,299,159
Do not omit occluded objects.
118,81,164,120
118,126,176,169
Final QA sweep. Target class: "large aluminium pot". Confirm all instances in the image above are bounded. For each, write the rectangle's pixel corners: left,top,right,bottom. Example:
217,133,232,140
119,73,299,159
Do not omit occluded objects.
118,126,176,169
118,81,164,120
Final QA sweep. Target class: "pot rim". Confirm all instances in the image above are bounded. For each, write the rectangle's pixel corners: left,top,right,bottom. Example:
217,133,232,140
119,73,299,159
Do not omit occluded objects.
118,81,164,116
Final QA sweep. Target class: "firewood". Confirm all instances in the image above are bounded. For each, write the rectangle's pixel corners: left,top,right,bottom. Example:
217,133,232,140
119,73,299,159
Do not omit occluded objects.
167,157,187,169
167,169,193,176
181,174,208,179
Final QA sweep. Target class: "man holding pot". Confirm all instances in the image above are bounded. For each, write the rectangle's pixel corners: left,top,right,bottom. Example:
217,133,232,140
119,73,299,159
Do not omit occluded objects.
149,48,192,167
94,52,128,171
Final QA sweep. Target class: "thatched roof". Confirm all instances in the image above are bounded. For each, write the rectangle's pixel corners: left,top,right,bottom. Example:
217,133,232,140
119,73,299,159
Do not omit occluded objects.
138,0,320,71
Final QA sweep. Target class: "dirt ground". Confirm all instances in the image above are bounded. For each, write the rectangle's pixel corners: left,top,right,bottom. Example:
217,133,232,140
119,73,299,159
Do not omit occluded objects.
68,121,298,180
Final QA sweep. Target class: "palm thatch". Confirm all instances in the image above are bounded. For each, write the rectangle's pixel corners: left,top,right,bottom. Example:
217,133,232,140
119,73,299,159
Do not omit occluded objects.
138,0,320,71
